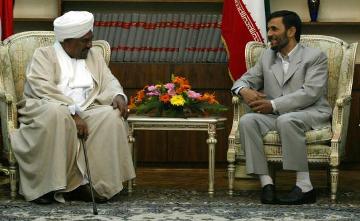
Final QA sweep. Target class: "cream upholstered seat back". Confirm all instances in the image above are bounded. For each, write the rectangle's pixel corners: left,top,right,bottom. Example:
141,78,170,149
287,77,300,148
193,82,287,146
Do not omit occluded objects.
4,32,56,103
0,44,12,99
0,31,111,198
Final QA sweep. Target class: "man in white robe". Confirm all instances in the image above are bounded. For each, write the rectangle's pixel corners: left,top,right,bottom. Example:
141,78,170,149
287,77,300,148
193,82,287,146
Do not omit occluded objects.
10,11,135,204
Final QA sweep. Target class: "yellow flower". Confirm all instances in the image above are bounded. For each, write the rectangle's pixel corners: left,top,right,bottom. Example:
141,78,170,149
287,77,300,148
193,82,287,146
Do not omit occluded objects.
170,95,185,106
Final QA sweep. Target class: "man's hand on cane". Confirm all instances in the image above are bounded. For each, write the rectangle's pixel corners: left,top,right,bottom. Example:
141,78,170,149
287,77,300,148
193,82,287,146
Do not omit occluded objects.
72,113,89,140
72,113,98,215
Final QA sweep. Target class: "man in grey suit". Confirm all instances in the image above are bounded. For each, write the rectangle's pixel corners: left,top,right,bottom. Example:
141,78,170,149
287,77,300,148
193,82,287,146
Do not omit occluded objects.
232,10,331,205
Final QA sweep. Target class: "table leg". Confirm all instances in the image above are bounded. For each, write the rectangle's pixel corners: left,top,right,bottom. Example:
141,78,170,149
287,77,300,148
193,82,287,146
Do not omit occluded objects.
207,123,217,196
128,126,135,193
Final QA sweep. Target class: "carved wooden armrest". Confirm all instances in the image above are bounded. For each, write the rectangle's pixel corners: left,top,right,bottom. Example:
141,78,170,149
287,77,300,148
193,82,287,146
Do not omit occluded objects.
0,90,17,132
331,95,352,141
330,95,352,166
228,95,249,161
335,95,352,107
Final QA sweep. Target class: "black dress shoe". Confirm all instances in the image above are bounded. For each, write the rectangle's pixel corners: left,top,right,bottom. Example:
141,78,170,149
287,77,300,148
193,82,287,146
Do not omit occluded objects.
261,184,277,204
66,184,108,203
30,192,54,204
278,186,316,205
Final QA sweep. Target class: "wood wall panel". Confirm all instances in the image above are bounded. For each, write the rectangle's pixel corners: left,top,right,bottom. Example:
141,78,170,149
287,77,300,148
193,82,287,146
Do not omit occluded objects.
110,63,171,89
172,63,233,89
111,63,233,90
346,91,360,162
167,131,208,162
345,64,360,162
134,131,169,162
353,64,360,89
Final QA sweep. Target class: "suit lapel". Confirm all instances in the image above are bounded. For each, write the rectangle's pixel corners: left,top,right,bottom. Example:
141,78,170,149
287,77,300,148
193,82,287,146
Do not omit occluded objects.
271,60,284,87
283,45,303,85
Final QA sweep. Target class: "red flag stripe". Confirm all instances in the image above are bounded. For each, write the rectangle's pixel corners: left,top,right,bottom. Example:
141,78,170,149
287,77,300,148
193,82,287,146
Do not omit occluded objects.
95,21,221,30
111,46,225,52
185,47,225,52
111,46,179,52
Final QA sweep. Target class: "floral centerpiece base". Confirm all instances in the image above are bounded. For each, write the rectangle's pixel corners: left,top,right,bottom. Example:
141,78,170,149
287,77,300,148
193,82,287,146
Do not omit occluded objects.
128,75,227,118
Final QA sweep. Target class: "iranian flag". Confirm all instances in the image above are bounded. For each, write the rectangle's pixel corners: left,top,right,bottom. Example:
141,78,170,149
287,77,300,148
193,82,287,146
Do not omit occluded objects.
221,0,269,81
0,0,14,40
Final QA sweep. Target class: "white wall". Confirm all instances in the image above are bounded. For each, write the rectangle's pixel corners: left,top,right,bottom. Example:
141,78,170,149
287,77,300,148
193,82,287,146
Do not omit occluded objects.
271,0,360,22
14,0,59,19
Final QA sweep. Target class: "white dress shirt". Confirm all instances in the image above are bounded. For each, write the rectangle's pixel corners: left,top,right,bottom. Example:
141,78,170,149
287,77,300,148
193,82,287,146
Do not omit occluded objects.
54,41,94,116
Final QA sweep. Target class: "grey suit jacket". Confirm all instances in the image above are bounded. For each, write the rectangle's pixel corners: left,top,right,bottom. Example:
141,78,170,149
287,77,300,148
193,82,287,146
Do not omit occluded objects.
232,43,332,129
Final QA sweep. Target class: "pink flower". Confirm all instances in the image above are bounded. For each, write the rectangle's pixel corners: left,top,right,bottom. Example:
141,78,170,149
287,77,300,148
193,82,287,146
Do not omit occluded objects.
147,91,160,96
165,83,175,90
147,85,157,91
167,89,176,96
165,83,176,96
187,90,201,99
146,85,160,96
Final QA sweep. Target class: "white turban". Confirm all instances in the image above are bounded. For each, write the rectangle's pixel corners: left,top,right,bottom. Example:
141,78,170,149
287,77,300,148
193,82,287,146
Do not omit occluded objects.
54,11,94,42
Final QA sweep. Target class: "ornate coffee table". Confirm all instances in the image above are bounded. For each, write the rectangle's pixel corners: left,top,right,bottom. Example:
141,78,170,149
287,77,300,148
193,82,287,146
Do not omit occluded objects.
127,115,227,195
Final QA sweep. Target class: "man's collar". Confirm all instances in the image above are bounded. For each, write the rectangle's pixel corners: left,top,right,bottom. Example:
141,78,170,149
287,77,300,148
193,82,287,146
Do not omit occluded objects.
277,44,299,61
54,41,72,60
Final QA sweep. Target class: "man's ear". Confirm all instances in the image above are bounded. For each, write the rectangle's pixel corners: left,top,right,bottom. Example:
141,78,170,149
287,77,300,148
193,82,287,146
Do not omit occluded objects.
287,26,296,38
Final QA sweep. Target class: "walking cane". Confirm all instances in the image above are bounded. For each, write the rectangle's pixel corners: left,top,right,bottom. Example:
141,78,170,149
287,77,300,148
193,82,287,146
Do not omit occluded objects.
80,138,98,215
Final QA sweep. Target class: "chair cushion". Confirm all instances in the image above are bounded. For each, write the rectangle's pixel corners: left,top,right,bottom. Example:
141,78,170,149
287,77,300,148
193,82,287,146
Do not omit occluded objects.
264,144,332,160
263,127,332,145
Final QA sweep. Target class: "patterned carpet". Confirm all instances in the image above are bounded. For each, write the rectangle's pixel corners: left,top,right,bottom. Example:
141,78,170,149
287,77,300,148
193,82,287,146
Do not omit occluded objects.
1,188,360,221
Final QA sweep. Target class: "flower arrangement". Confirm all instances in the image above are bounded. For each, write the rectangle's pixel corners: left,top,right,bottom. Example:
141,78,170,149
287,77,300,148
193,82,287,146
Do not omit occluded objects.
128,75,228,117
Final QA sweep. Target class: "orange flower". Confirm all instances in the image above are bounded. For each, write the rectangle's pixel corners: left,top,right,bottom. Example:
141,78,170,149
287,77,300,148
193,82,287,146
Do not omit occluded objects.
136,90,145,102
172,76,189,87
160,94,171,103
199,92,219,104
175,84,191,94
128,96,136,110
208,95,219,104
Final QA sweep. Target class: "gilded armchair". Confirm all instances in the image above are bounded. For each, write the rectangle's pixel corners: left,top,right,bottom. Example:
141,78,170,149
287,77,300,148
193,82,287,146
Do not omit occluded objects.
227,35,358,202
0,31,111,198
